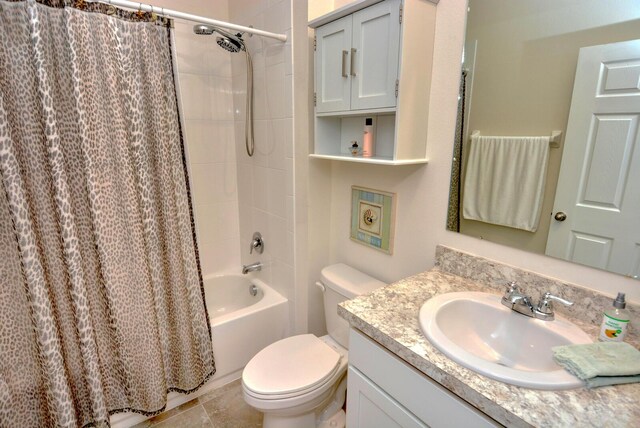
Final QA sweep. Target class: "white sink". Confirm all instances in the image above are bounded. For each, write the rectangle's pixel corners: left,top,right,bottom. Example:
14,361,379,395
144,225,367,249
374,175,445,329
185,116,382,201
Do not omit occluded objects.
419,291,592,390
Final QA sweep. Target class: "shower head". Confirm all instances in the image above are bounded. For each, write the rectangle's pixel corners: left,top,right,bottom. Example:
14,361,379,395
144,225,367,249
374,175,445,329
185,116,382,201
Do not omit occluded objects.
193,24,245,53
216,36,243,53
193,24,216,35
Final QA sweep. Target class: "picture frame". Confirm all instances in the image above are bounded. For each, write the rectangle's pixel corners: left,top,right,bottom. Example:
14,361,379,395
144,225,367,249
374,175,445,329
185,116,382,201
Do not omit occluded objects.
350,186,396,254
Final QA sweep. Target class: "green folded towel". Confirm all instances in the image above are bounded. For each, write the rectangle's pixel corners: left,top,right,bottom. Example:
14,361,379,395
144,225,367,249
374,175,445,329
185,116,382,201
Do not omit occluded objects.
552,342,640,388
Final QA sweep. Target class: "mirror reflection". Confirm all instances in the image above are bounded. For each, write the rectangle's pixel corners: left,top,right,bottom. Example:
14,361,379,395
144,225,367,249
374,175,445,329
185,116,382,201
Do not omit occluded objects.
447,0,640,280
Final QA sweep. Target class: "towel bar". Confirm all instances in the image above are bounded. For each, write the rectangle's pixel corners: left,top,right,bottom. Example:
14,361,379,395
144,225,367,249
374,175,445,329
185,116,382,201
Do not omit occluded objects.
471,130,563,148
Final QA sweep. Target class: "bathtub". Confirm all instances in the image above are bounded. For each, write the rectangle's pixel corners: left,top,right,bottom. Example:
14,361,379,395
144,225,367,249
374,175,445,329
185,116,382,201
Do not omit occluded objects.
204,274,289,381
112,274,289,428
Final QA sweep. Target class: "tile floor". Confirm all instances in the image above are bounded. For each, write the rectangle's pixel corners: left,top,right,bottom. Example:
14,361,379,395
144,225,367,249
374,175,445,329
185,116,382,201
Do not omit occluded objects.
132,380,262,428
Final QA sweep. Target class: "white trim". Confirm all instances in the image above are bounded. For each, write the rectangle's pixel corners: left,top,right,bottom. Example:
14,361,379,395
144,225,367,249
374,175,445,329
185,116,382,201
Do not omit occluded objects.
87,0,287,42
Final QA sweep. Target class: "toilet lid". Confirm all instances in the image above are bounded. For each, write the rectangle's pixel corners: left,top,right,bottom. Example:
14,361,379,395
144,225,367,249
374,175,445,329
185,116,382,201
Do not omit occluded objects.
243,334,341,396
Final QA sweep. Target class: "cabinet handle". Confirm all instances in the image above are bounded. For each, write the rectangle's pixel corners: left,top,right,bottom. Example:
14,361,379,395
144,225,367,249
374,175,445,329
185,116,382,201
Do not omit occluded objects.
342,50,348,77
350,48,357,76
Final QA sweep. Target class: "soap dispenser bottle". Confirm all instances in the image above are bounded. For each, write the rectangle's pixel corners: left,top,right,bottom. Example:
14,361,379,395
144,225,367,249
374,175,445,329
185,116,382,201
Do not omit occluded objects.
598,292,630,342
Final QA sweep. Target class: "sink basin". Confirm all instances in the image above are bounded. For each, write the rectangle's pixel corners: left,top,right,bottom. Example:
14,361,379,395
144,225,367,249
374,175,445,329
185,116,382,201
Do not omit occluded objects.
419,291,592,390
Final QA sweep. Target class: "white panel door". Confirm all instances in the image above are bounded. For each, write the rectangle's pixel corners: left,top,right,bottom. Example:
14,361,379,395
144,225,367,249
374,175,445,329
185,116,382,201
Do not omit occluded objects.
346,367,427,428
315,15,352,113
546,39,640,278
350,0,401,110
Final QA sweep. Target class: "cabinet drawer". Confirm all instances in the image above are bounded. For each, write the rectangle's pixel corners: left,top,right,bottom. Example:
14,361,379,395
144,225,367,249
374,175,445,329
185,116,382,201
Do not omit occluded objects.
349,329,500,428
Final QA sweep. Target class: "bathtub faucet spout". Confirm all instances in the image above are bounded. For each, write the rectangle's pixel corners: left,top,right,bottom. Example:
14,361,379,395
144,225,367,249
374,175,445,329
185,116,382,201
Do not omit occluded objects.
242,261,262,274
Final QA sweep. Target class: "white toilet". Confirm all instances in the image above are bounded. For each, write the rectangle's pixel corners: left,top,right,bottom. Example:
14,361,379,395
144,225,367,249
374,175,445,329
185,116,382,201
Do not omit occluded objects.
242,263,385,428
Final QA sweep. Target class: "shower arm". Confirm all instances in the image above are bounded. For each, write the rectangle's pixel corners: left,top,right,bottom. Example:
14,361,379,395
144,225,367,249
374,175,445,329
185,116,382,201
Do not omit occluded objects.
86,0,287,42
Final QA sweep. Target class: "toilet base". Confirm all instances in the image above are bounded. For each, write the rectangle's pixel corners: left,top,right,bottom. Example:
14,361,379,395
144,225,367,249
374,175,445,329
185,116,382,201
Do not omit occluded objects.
262,408,345,428
263,412,316,428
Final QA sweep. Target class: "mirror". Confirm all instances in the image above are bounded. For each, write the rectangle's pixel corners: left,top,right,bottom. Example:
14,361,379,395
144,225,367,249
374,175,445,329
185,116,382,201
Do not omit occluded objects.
447,0,640,279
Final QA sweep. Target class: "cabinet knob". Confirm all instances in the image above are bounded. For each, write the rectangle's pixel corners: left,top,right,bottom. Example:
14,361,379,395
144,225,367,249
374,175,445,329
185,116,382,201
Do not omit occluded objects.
554,212,567,222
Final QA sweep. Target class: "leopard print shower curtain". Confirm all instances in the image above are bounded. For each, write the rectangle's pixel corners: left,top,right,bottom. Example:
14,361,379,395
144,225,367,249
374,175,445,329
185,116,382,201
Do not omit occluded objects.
0,1,215,426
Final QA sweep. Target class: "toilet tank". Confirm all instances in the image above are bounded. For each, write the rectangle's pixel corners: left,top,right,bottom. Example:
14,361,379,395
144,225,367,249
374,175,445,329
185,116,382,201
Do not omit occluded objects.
320,263,386,349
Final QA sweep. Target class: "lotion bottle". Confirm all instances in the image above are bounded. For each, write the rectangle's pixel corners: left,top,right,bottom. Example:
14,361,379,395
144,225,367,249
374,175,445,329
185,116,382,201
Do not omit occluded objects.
598,292,630,342
362,117,374,157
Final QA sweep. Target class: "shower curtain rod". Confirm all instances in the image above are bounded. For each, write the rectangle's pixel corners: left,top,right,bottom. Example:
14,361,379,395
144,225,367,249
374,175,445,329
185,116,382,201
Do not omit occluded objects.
86,0,288,42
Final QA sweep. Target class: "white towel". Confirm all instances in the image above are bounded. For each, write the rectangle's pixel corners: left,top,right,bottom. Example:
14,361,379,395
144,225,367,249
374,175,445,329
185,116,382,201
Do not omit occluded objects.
462,135,549,232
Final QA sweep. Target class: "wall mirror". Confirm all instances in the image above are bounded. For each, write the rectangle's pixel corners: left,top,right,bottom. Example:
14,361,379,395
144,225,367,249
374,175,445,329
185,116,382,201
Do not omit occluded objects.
447,0,640,280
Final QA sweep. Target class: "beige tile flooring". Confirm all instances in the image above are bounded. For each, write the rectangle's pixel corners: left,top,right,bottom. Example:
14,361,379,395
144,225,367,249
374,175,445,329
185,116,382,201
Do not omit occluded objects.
133,380,262,428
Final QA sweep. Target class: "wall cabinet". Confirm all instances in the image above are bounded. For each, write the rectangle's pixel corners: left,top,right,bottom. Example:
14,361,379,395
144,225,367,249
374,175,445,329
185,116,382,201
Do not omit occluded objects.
315,0,400,113
310,0,438,165
347,329,499,428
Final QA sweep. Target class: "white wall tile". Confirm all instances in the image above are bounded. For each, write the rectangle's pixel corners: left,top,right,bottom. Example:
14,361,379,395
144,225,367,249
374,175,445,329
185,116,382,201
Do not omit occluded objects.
268,119,287,170
267,169,287,218
284,73,293,118
179,73,213,120
283,117,293,159
231,0,294,307
268,214,287,262
212,76,234,121
184,120,233,164
189,164,219,206
286,195,294,233
200,237,241,275
263,0,290,34
193,203,217,246
252,166,269,211
266,62,286,119
251,120,272,167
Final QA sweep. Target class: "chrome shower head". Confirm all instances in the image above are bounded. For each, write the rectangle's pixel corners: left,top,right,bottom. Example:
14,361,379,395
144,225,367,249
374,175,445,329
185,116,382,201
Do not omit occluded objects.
216,36,243,53
192,24,245,53
193,24,216,35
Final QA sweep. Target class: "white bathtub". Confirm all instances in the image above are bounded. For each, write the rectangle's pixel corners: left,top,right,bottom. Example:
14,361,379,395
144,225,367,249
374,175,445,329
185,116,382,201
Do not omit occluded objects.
112,274,289,427
204,274,289,381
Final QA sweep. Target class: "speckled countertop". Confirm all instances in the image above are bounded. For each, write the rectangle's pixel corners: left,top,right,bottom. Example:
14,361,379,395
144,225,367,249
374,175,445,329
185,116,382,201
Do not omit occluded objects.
338,252,640,427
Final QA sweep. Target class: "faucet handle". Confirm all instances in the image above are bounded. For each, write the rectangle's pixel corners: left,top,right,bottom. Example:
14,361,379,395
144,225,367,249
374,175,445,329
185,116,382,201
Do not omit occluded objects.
536,292,574,319
504,281,519,294
250,232,264,254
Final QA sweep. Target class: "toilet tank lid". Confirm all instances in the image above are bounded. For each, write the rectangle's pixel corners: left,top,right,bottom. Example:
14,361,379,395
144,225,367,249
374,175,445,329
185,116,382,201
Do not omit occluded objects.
320,263,386,299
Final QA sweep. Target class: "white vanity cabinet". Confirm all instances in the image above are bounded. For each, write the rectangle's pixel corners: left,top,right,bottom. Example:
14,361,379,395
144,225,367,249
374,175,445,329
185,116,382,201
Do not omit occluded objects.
347,329,499,428
315,0,400,113
309,0,438,165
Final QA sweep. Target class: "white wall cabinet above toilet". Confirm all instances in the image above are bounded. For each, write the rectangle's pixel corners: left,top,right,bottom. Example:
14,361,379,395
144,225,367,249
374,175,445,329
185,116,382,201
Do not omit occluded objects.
309,0,438,165
314,0,401,113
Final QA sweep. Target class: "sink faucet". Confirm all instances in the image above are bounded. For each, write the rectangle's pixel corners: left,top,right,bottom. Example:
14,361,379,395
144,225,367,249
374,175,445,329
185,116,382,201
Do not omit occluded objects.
242,261,262,275
501,282,573,321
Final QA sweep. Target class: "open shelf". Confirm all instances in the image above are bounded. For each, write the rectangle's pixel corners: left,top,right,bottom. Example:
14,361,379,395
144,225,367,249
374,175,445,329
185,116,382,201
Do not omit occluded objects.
309,153,428,165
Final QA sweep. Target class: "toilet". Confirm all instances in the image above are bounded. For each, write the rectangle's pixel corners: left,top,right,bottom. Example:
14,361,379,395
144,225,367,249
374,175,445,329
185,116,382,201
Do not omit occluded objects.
242,263,385,428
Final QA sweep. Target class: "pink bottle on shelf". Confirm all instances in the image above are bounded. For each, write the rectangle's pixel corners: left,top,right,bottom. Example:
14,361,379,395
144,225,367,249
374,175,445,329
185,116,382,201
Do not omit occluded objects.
362,117,374,157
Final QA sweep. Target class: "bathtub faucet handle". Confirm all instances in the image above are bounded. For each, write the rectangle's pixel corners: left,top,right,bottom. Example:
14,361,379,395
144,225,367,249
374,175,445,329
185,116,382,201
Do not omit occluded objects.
250,232,264,254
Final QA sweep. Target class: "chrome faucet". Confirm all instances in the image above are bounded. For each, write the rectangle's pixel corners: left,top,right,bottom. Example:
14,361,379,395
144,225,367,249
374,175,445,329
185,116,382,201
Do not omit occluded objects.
242,261,262,275
501,282,574,321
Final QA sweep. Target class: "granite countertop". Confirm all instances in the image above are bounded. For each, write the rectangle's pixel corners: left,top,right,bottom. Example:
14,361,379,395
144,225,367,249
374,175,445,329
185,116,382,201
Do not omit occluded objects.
338,269,640,428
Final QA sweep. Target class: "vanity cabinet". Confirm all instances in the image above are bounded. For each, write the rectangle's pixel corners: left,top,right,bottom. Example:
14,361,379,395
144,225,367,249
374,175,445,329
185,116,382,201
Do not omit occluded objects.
347,329,499,428
309,0,438,165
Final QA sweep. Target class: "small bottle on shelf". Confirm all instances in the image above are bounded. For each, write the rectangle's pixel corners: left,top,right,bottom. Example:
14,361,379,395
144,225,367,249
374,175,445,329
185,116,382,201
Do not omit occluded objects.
362,117,374,157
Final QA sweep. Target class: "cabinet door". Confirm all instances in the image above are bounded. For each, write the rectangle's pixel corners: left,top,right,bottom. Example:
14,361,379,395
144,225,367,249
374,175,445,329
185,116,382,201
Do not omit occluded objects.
347,367,427,428
315,15,352,113
350,0,401,110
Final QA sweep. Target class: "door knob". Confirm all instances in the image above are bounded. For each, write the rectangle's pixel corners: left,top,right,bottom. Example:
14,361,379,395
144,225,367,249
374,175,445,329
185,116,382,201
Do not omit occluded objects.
554,212,567,222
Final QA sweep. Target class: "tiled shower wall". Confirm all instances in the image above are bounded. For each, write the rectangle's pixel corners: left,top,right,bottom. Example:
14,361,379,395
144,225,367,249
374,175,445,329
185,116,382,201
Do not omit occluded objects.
229,0,295,322
172,9,242,277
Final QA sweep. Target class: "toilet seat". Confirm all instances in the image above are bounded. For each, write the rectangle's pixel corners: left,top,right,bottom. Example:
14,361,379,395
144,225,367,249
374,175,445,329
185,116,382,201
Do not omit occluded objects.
243,334,342,400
